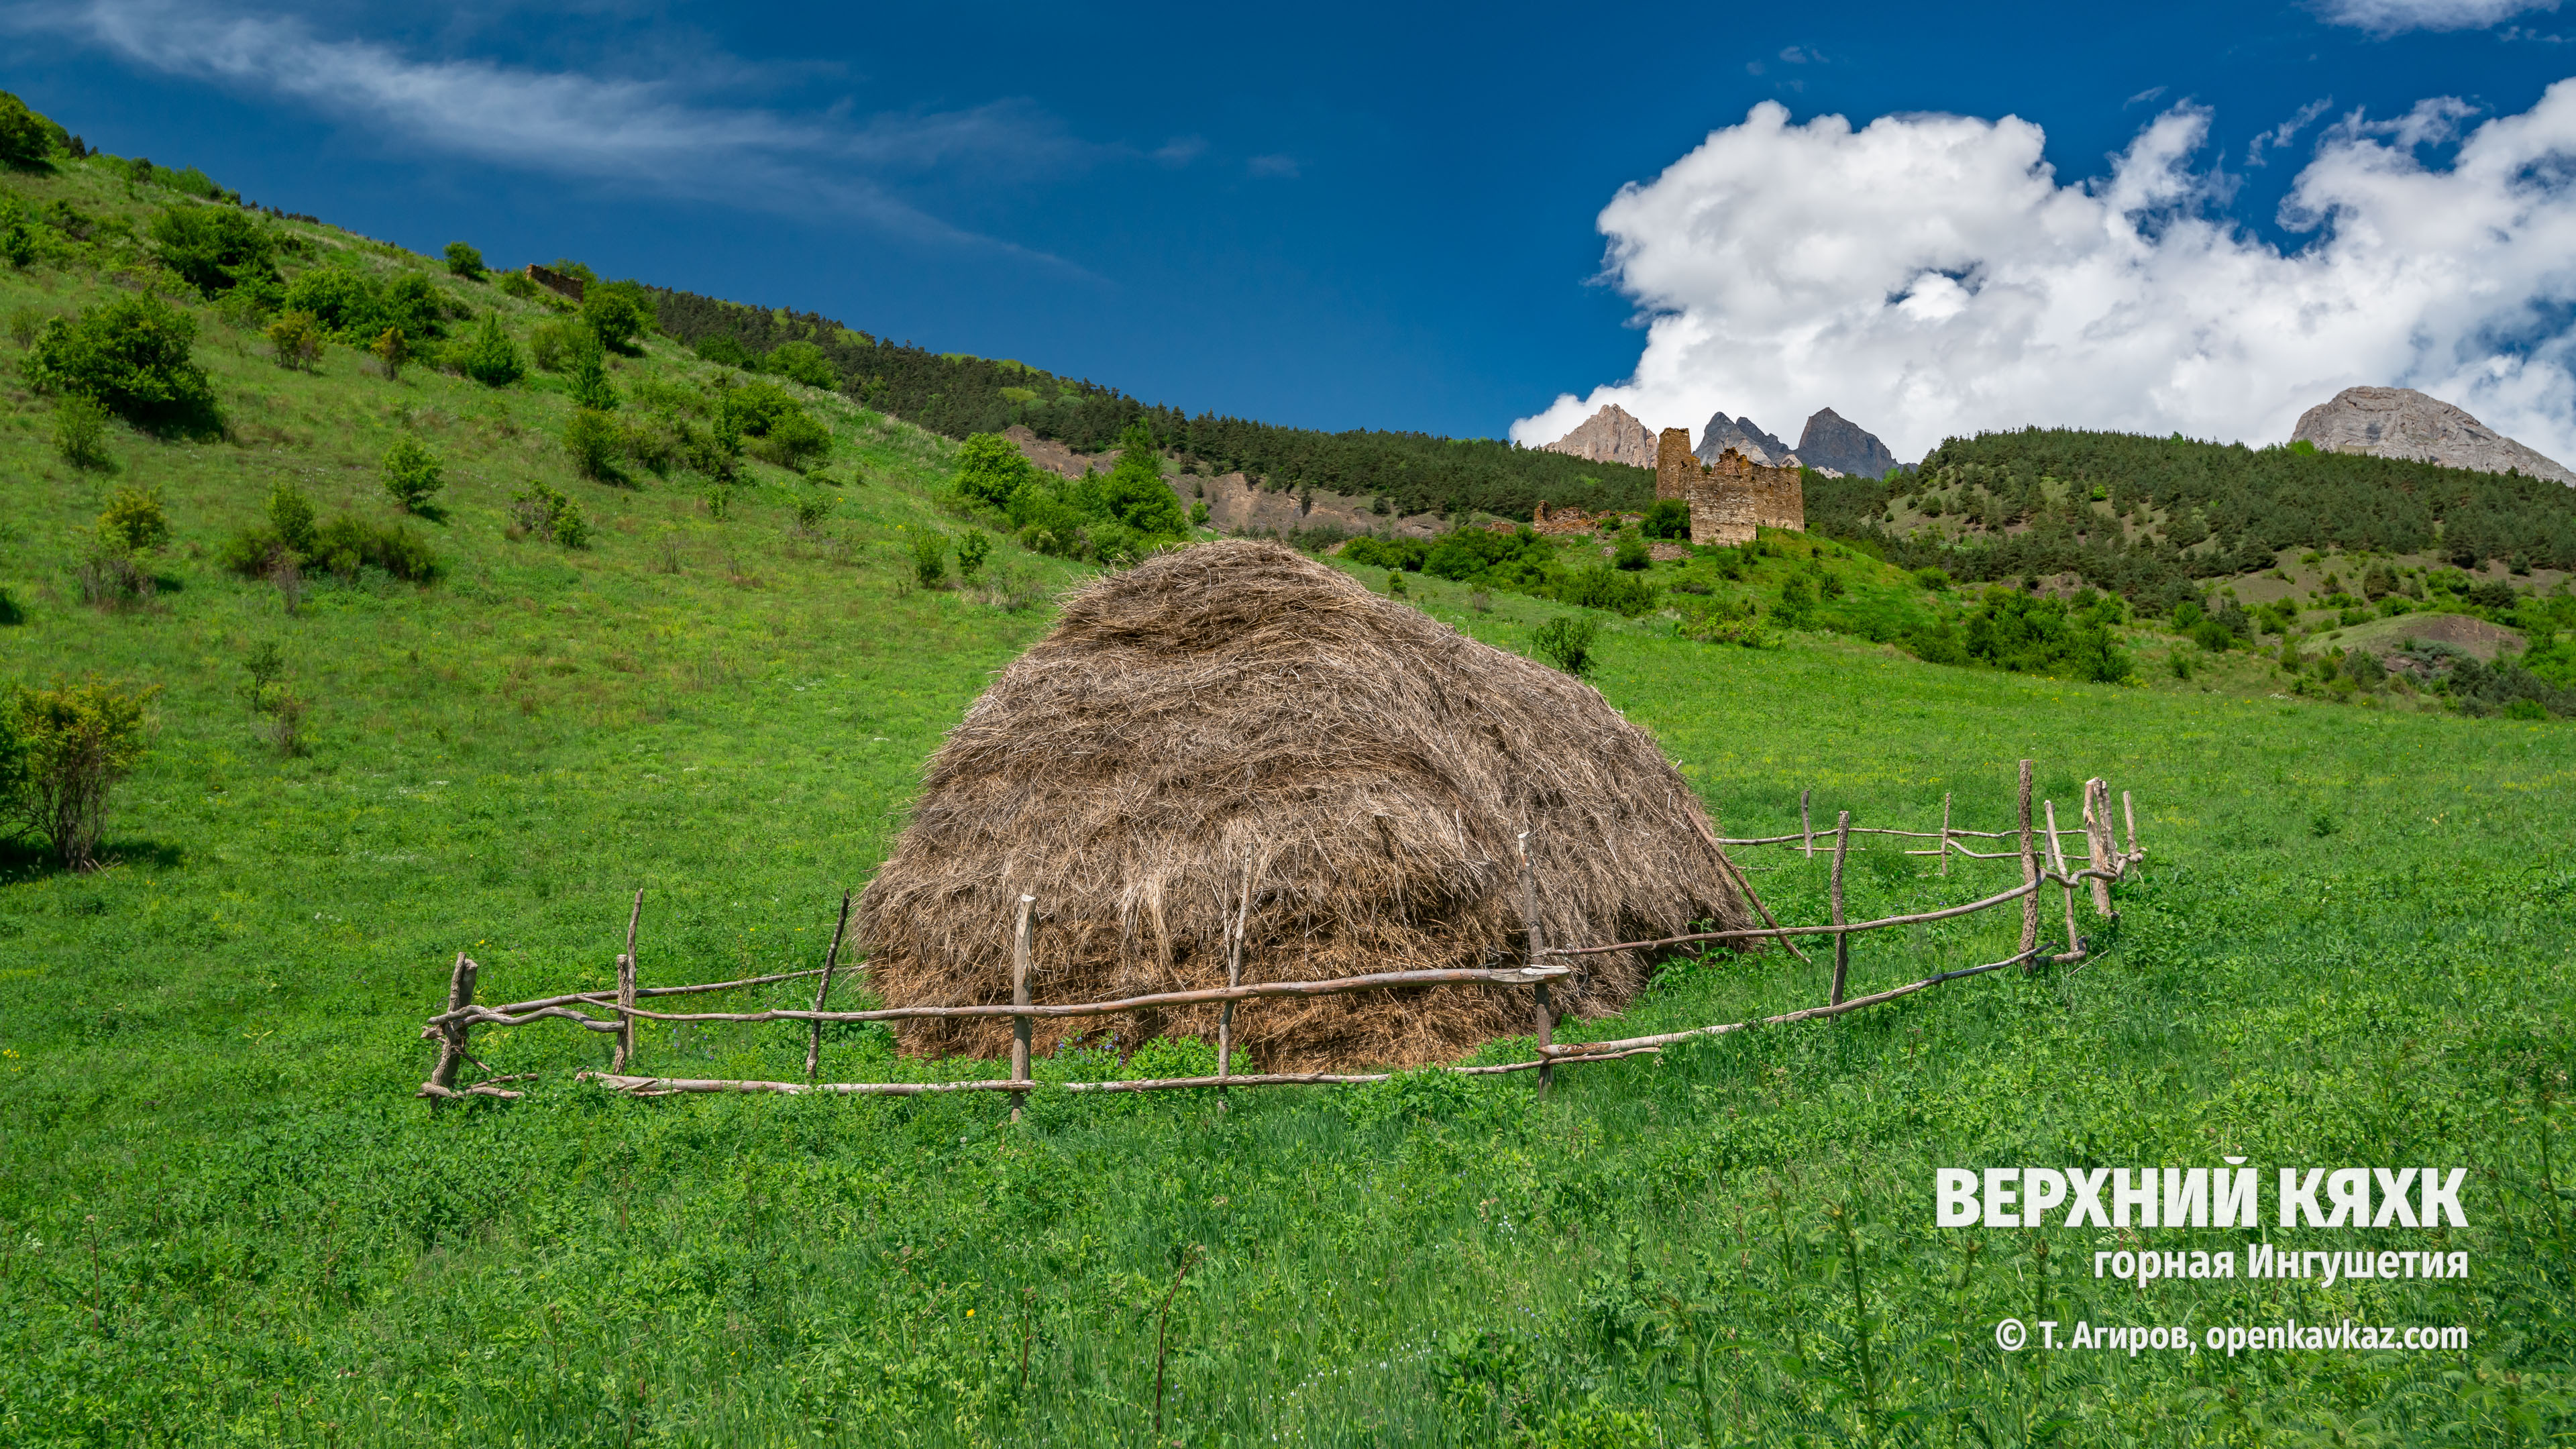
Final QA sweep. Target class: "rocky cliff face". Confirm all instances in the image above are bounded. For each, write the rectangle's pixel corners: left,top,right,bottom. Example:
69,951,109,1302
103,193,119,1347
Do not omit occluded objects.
1794,407,1898,479
1540,405,1658,469
1695,411,1794,468
2292,386,2576,486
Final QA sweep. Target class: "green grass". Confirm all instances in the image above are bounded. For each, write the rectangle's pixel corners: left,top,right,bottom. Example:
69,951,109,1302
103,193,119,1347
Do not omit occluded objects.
3,161,2575,1447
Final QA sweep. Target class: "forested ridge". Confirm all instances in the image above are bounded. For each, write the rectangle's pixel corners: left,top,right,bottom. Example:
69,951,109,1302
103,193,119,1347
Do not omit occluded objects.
1803,427,2576,606
647,285,1657,521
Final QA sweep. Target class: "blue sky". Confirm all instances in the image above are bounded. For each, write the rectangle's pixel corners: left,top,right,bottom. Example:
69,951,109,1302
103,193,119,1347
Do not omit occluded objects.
12,0,2576,458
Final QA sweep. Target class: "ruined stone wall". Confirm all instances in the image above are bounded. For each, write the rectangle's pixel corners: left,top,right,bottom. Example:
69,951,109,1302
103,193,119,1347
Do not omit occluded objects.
1656,428,1803,545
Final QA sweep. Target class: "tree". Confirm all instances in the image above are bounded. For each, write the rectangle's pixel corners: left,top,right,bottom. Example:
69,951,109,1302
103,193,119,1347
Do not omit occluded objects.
381,435,444,513
97,486,169,553
370,327,407,380
24,294,219,430
562,409,622,481
768,339,839,390
262,310,322,370
3,678,158,871
567,327,616,411
580,280,657,353
460,313,525,386
1091,420,1185,536
443,241,486,279
150,206,277,297
0,90,61,165
955,432,1036,509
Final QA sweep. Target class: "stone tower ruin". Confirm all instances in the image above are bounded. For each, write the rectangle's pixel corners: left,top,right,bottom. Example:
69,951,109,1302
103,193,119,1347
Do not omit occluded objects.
1656,429,1804,546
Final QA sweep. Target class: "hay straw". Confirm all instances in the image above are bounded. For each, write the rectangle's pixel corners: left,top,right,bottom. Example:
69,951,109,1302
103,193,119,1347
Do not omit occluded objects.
858,540,1758,1071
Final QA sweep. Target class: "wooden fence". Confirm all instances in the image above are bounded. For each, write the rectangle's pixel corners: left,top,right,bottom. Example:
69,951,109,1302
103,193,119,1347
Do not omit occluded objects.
417,760,2144,1106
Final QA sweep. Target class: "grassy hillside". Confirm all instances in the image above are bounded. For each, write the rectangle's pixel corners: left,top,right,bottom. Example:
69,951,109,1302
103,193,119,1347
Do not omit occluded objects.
4,138,2575,1445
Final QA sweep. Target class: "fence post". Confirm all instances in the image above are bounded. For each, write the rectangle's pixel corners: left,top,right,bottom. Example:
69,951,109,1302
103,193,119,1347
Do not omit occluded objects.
1517,830,1553,1096
2122,790,2139,860
1938,791,1952,878
1010,894,1035,1122
1829,810,1851,1006
2082,780,2116,918
1219,859,1251,1111
1801,790,1815,859
2043,800,2080,955
613,889,642,1073
805,890,854,1081
2017,761,2039,965
427,952,479,1102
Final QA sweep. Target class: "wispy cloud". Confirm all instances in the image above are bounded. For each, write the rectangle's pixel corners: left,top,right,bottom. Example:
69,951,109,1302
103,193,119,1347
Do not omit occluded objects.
1246,154,1300,179
2314,0,2558,34
2246,97,2332,164
10,0,1100,258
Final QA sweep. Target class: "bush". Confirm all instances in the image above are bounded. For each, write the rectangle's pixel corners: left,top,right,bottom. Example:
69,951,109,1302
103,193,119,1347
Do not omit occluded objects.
563,409,623,481
1343,535,1429,571
1532,616,1600,678
792,487,835,533
2,678,158,871
497,270,537,300
509,482,590,548
1913,566,1952,591
580,280,656,352
459,313,524,386
53,394,110,468
694,333,754,368
262,309,322,369
443,241,485,279
1613,536,1650,571
150,206,276,297
768,339,839,390
567,329,617,411
954,432,1036,509
1949,588,2135,684
0,90,60,165
280,266,444,344
381,434,444,513
753,409,832,472
23,294,219,429
956,528,991,581
1556,565,1656,616
910,531,947,588
1641,498,1690,540
97,486,168,553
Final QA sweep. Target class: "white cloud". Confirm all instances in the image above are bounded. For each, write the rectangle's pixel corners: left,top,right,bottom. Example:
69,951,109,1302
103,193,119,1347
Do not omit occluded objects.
1510,87,2576,472
13,0,1096,252
1247,154,1301,178
2245,97,2331,165
2316,0,2557,34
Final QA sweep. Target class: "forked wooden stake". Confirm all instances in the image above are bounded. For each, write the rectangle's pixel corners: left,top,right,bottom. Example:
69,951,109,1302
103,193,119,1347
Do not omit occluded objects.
1829,810,1852,1006
804,890,853,1081
1801,789,1815,858
2082,779,2116,918
1518,830,1553,1095
425,952,480,1101
2016,761,2039,961
2043,800,2079,954
2122,790,2139,859
613,890,642,1072
1938,792,1953,878
1010,894,1036,1122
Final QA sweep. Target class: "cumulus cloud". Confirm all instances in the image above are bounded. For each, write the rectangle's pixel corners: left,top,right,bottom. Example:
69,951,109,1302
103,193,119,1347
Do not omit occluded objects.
11,0,1095,250
2316,0,2557,34
1509,87,2576,470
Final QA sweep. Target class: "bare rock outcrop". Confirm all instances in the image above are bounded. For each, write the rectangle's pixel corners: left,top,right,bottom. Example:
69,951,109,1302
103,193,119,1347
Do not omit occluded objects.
1794,407,1897,479
1695,411,1796,468
2292,387,2576,486
1541,405,1660,469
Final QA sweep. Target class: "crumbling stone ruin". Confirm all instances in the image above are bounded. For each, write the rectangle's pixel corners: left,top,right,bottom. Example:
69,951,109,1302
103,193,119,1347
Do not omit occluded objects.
525,264,586,303
1528,501,1641,536
1656,429,1803,545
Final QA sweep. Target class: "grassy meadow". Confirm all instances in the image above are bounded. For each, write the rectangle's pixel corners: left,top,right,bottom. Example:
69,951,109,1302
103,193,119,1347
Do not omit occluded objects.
3,163,2575,1447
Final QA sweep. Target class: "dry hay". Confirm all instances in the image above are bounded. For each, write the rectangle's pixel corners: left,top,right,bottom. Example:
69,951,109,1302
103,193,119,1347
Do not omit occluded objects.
858,539,1760,1071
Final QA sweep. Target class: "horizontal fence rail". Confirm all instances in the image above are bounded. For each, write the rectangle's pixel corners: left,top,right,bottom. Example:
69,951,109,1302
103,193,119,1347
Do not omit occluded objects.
415,761,2144,1106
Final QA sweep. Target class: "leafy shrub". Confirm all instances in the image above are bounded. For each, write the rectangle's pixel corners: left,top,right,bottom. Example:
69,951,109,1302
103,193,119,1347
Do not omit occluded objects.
380,435,444,513
0,90,62,164
262,310,322,369
368,327,407,380
496,270,538,300
1913,566,1951,590
150,206,277,297
1,677,158,871
1426,526,1552,584
458,313,524,386
1532,616,1600,678
527,317,580,372
768,339,839,390
954,432,1036,509
1935,588,2135,684
1,220,34,268
97,486,168,553
694,333,754,368
1344,535,1430,571
563,409,623,481
752,409,831,472
509,482,590,548
280,265,445,345
910,531,947,587
74,551,156,612
1555,565,1656,616
1641,498,1690,540
566,328,616,411
1613,536,1650,571
443,241,484,279
580,280,656,352
792,488,835,533
53,394,110,468
718,379,800,437
220,482,436,582
956,528,991,581
23,294,219,429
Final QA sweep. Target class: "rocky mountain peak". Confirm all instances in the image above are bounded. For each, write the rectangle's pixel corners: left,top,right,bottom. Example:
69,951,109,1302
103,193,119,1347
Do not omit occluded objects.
1540,404,1658,470
1794,407,1898,479
2292,386,2576,486
1695,412,1794,468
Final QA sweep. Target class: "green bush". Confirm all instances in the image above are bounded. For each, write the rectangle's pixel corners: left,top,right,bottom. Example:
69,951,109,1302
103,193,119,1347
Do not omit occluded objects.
1343,535,1429,571
956,528,991,581
1613,536,1650,571
768,339,839,390
223,482,439,584
753,410,831,472
1641,498,1690,540
694,333,754,369
97,486,168,553
150,206,277,297
23,294,219,430
262,310,321,370
0,90,62,165
53,394,110,468
380,435,444,513
1556,565,1656,616
496,270,538,300
1943,587,2135,684
458,313,523,386
1532,616,1599,678
567,328,616,411
954,432,1035,509
443,241,485,279
910,531,947,588
527,317,580,373
2,677,158,871
581,280,656,352
509,482,589,548
563,409,623,481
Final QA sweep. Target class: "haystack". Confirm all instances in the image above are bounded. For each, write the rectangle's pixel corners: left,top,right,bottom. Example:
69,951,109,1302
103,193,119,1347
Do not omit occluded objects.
858,539,1761,1071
